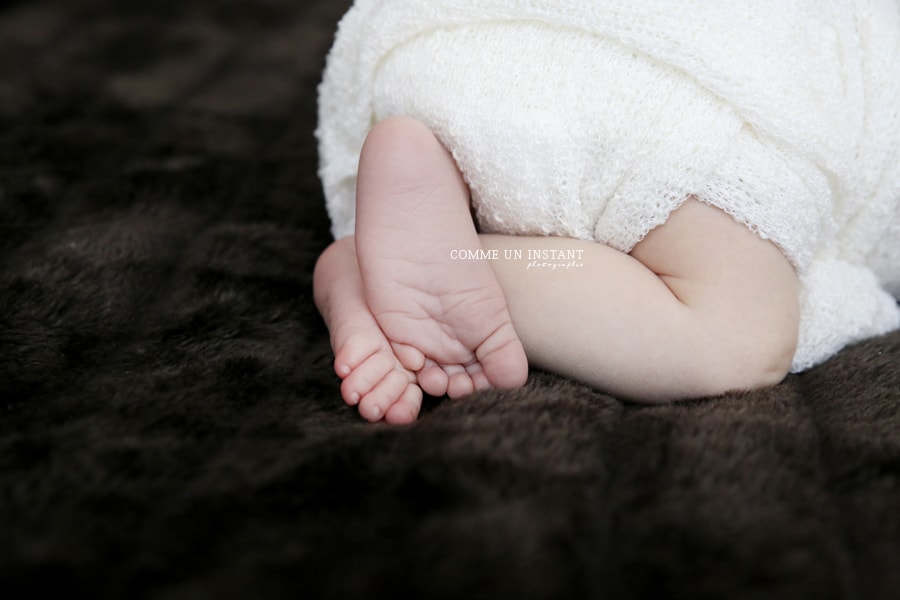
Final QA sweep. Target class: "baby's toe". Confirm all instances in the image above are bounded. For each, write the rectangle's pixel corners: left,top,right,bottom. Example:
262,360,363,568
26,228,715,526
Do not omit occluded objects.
333,331,382,378
340,350,395,406
417,359,449,397
477,326,529,390
384,383,423,425
446,366,475,398
358,369,412,422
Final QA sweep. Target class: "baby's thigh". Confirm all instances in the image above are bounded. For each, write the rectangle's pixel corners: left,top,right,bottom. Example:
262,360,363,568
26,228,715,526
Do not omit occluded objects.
630,198,800,375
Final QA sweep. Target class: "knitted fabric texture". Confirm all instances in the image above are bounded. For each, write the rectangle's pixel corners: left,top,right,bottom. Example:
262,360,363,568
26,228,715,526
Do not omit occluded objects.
316,0,900,372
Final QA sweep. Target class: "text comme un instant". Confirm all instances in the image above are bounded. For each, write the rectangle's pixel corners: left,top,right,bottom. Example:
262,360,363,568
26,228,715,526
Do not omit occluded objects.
450,248,585,261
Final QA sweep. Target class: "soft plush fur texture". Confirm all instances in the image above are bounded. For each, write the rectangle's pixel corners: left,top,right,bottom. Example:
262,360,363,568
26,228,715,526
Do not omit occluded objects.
1,1,898,599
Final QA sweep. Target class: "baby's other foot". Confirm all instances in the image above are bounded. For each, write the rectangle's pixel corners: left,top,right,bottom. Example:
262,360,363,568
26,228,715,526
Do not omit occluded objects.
356,116,529,395
314,236,424,424
333,327,423,424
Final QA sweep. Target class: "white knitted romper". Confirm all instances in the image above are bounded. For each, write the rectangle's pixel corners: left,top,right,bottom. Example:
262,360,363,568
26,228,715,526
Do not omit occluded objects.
316,0,900,372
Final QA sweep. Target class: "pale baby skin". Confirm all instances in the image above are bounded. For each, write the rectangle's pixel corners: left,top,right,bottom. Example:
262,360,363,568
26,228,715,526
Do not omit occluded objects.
314,117,800,424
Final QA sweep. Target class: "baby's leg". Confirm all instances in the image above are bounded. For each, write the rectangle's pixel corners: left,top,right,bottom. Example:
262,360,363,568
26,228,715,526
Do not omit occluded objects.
314,235,423,424
354,116,528,398
479,199,799,402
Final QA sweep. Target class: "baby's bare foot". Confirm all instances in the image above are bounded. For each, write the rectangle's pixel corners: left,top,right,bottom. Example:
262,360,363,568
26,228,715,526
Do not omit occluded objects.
356,117,528,396
314,237,423,424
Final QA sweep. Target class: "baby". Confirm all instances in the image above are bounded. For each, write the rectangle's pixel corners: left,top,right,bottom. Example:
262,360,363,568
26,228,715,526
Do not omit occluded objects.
314,0,900,424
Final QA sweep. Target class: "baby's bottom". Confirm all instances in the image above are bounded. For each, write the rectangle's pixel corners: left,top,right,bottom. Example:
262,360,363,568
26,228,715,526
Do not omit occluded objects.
314,116,800,422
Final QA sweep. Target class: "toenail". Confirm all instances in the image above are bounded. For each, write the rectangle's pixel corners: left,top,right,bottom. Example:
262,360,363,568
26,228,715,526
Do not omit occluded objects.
349,392,360,405
338,365,351,376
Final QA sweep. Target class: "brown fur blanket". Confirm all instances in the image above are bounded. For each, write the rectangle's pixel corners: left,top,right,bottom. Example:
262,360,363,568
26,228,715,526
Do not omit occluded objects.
1,1,898,598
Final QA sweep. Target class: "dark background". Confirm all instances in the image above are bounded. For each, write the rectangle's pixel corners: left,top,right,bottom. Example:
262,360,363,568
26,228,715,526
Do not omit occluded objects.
1,1,899,598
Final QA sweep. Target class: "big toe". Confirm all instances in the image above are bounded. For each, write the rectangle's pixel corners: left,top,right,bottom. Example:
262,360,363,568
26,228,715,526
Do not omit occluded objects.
478,325,529,389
